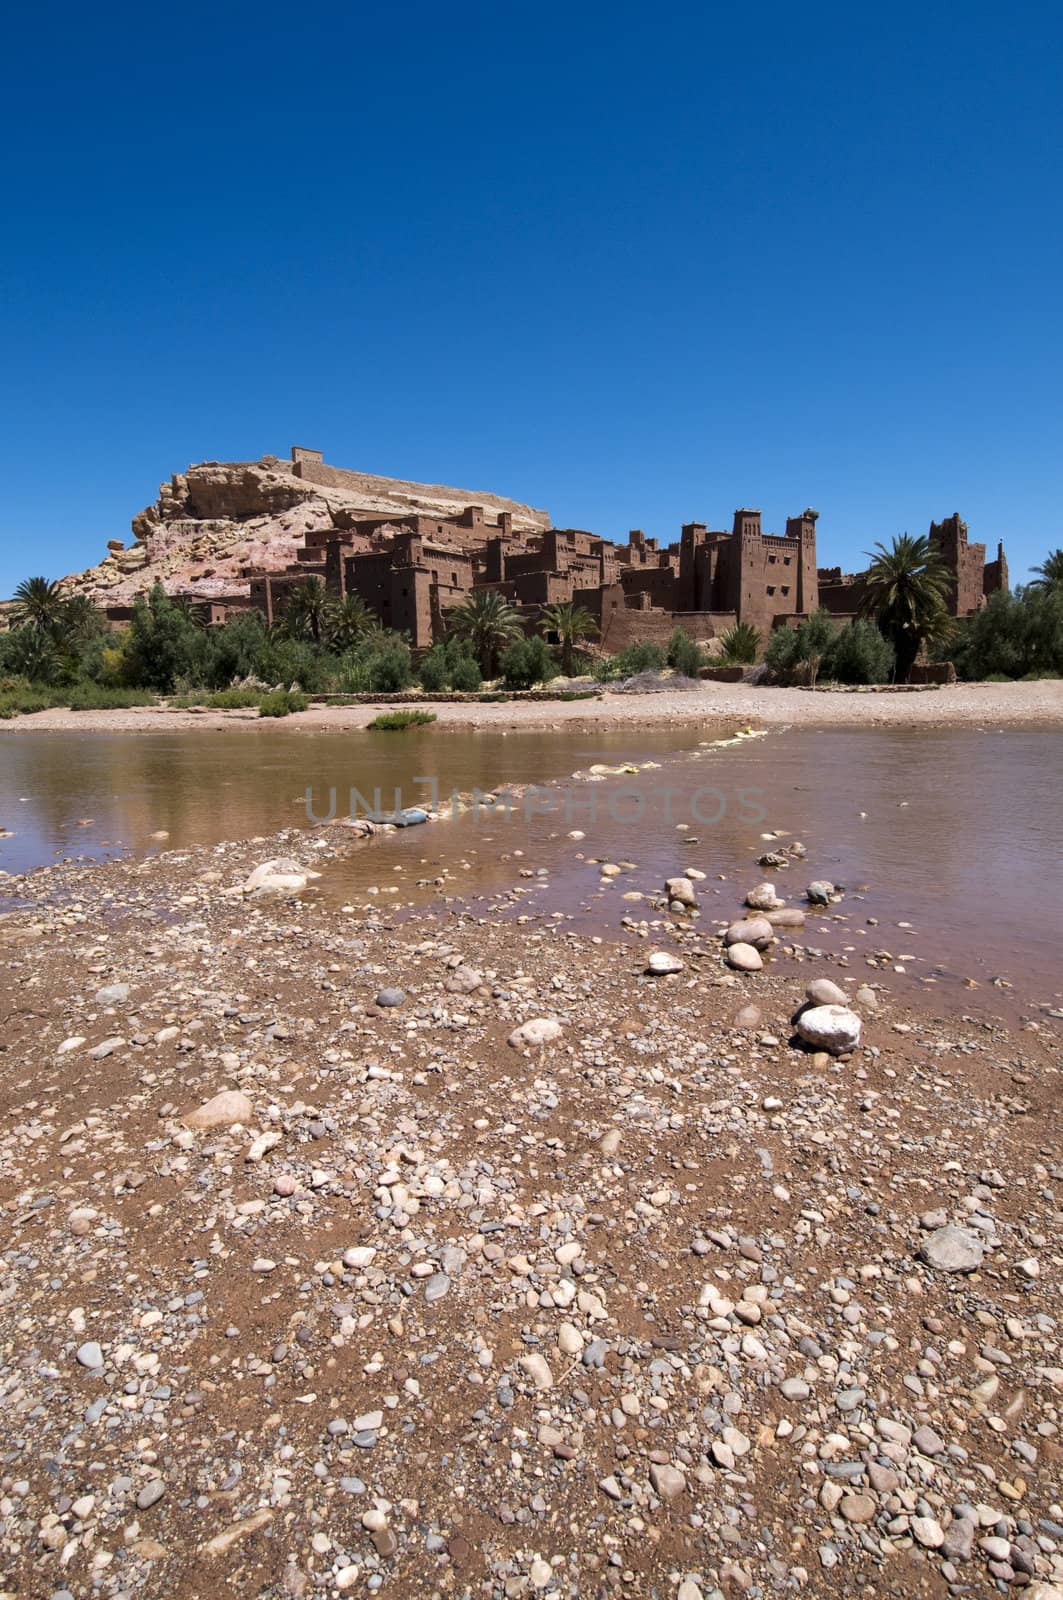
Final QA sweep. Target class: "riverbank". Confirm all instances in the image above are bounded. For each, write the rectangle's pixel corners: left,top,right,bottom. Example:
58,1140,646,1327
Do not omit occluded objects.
1,677,1061,734
1,820,1061,1600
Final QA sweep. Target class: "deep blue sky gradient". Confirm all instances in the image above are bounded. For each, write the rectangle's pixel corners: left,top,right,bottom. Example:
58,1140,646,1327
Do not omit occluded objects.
2,0,1060,595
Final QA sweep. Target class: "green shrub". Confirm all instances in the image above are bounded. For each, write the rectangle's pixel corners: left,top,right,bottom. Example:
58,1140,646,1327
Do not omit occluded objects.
823,620,894,685
207,687,265,709
763,626,801,679
0,684,59,718
366,639,412,691
500,635,557,688
64,684,156,710
763,611,836,686
718,622,760,664
124,584,208,691
949,587,1063,680
614,641,666,677
666,627,704,678
203,611,270,688
449,654,482,691
367,709,438,730
417,648,449,692
259,688,309,718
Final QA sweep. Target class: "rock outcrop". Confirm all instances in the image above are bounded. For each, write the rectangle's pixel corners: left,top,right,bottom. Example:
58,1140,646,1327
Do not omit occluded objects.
61,450,551,606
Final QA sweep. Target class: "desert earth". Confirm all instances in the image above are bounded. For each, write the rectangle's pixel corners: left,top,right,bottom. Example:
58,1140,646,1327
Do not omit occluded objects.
0,687,1061,1600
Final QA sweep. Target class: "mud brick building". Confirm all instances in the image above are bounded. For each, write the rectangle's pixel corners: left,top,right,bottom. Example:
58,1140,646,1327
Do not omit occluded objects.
80,447,1009,650
818,513,1008,621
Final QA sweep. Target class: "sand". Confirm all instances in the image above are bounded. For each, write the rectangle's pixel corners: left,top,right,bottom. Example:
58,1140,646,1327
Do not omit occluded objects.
1,677,1061,735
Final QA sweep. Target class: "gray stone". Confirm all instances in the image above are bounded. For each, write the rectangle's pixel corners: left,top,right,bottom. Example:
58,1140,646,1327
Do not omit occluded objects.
95,983,129,1005
919,1226,984,1274
726,942,763,973
724,917,774,950
806,977,847,1007
76,1341,104,1369
136,1479,166,1509
375,988,405,1007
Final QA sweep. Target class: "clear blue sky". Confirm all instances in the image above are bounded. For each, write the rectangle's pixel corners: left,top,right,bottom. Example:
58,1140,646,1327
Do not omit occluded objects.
2,0,1060,597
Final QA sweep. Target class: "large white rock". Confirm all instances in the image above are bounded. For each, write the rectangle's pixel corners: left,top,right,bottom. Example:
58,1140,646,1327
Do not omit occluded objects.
646,950,684,975
725,917,774,950
508,1018,563,1049
796,1003,861,1054
183,1090,254,1130
745,882,783,911
665,876,697,907
726,942,763,973
243,858,319,895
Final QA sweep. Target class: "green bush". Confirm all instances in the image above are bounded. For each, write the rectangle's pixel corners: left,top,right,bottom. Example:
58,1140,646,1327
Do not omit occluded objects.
614,640,666,677
763,610,836,686
124,584,208,691
64,684,157,710
949,587,1063,680
718,622,760,664
367,709,438,730
417,639,481,692
203,612,270,688
449,654,482,691
0,684,60,718
366,639,412,691
259,688,309,718
417,648,449,692
666,627,704,678
500,635,557,688
823,620,894,685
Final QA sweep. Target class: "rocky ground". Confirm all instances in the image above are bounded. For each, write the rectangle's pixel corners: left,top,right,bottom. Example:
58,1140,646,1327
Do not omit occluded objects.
0,820,1060,1600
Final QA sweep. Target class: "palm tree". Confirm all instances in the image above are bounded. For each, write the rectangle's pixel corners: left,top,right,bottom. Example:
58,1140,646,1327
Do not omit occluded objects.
1029,549,1063,593
537,602,599,674
718,621,760,664
61,593,105,644
6,627,63,684
446,588,522,678
327,593,376,651
283,576,329,645
859,534,953,681
10,577,67,635
169,594,206,628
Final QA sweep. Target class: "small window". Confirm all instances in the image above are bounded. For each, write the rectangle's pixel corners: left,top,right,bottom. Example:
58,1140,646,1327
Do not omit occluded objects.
452,571,458,585
781,585,790,597
767,585,776,597
768,554,776,564
784,556,791,565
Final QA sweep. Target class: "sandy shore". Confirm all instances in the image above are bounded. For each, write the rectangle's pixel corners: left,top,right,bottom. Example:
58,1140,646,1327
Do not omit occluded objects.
0,818,1061,1598
2,677,1062,735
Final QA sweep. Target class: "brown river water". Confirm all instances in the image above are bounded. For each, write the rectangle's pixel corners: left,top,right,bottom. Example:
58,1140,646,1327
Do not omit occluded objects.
1,723,1060,1014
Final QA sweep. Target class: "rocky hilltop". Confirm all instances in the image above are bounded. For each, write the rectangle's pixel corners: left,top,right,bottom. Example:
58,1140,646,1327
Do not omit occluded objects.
61,449,552,606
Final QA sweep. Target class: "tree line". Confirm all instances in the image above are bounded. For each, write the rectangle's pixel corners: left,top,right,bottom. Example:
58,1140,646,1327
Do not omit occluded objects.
2,538,1061,713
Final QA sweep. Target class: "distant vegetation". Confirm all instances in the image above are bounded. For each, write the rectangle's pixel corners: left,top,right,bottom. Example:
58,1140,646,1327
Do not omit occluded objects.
1,544,1060,719
367,709,438,730
258,687,309,718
